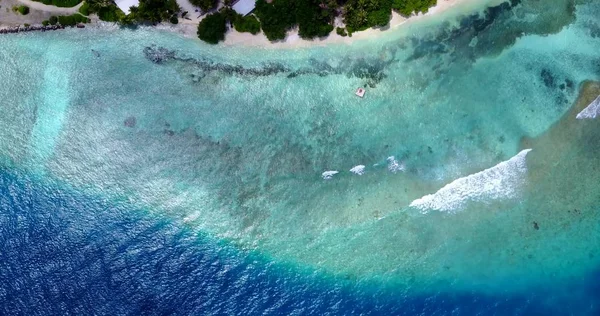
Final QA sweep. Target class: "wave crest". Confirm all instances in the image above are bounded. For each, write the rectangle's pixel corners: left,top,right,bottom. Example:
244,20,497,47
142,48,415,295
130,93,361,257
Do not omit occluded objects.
387,156,405,173
409,149,532,212
576,96,600,120
322,170,339,180
350,165,366,175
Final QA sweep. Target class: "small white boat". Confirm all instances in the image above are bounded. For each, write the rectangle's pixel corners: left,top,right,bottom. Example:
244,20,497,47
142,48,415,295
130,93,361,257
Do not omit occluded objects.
355,88,365,98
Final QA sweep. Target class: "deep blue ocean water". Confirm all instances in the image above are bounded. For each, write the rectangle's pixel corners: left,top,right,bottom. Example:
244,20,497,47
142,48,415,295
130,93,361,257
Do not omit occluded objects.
1,167,599,315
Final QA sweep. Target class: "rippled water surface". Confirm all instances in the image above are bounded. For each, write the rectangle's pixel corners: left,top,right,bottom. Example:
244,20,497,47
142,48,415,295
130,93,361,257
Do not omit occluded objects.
1,0,600,314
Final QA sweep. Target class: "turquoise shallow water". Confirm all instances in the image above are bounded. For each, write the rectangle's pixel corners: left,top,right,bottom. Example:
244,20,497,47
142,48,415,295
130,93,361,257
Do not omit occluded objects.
1,0,600,304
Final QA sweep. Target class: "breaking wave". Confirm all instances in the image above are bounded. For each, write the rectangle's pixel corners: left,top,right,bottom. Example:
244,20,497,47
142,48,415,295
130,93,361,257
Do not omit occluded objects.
576,96,600,120
350,165,366,175
322,170,339,180
387,156,405,173
409,149,532,212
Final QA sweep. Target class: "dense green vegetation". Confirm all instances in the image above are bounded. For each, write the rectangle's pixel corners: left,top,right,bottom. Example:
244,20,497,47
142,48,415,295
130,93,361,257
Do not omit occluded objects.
195,9,261,44
97,5,123,21
393,0,438,16
191,0,437,44
231,12,261,35
14,5,30,15
58,14,91,26
295,0,334,38
189,0,218,12
78,1,90,15
344,0,392,33
250,0,437,42
128,0,180,23
78,0,125,22
45,14,90,26
197,12,227,44
32,0,82,8
254,0,296,41
253,0,334,41
336,27,347,37
78,0,181,25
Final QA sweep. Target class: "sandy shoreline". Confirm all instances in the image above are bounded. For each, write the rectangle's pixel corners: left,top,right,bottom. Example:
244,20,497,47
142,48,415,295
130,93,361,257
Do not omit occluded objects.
1,0,497,50
173,0,493,49
0,0,83,28
223,0,489,48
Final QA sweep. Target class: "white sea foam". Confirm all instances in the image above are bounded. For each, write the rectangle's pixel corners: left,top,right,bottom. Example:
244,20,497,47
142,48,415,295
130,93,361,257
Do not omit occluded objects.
387,156,405,173
349,165,366,175
576,96,600,120
322,170,339,180
409,149,532,213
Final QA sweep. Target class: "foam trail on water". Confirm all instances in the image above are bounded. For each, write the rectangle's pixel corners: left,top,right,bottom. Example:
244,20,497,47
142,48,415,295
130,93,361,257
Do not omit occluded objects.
576,96,600,119
322,170,339,180
387,156,405,173
410,149,532,213
350,165,366,175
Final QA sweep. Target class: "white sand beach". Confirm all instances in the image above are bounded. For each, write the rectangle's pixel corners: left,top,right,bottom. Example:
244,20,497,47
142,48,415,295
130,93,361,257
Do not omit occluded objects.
1,0,500,50
0,0,83,28
174,0,500,48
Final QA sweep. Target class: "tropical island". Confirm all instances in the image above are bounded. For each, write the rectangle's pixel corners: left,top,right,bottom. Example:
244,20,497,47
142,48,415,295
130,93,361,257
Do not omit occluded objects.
0,0,439,44
195,0,438,44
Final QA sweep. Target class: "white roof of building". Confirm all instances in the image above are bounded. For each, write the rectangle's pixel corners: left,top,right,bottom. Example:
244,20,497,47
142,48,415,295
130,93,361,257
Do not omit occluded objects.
115,0,139,15
232,0,255,16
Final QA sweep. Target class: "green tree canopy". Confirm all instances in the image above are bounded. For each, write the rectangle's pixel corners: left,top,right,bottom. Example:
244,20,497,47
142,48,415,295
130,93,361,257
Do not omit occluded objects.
17,5,30,15
255,0,297,41
392,0,437,16
296,0,334,39
255,0,336,41
193,0,438,44
233,14,261,35
131,0,180,23
197,12,227,44
189,0,217,12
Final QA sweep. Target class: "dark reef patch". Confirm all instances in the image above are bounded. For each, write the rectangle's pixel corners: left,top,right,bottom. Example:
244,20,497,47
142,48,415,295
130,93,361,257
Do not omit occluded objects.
541,69,555,88
405,0,523,63
143,45,393,87
566,79,574,90
472,0,520,34
143,46,175,64
405,38,449,62
124,116,136,128
405,0,579,67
